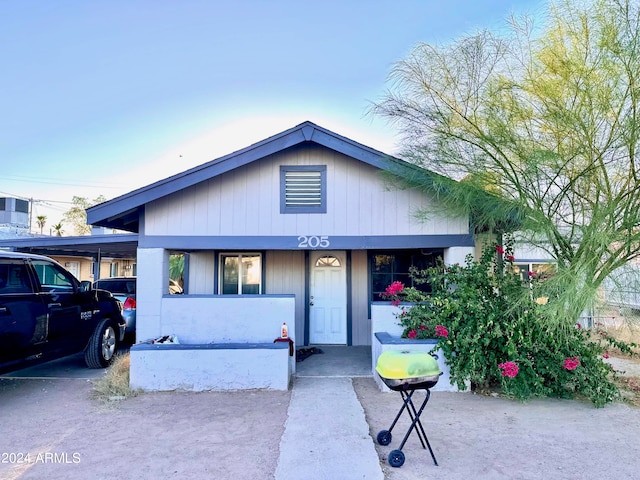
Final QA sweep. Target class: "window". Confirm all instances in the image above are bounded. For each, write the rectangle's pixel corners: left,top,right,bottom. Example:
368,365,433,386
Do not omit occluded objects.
0,198,5,211
15,199,29,214
0,260,32,294
219,253,262,294
31,260,75,292
370,249,443,301
280,165,327,213
315,255,341,267
512,262,556,282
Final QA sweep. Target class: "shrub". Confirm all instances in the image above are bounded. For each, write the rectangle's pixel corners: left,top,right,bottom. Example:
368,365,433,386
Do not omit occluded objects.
382,241,634,407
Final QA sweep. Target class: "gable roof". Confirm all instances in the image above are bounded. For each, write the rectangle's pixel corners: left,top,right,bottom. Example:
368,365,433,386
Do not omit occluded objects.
87,121,411,232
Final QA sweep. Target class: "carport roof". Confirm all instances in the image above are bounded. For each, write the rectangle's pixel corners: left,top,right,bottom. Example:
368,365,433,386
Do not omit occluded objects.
0,234,138,259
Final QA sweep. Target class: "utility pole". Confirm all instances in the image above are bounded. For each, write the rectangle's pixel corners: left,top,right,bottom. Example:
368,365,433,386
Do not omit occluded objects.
28,197,33,233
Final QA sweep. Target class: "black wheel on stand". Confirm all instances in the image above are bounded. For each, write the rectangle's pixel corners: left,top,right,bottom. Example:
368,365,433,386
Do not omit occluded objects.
377,430,392,446
388,449,405,468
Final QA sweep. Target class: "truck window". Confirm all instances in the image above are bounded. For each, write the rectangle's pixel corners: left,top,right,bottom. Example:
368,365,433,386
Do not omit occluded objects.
31,260,75,292
0,260,32,294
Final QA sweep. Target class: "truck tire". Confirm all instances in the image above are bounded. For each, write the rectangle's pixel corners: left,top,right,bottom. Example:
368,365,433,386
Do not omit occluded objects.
85,318,118,368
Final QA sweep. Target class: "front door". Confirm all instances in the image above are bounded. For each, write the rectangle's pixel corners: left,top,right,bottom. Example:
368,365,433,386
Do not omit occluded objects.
309,251,347,344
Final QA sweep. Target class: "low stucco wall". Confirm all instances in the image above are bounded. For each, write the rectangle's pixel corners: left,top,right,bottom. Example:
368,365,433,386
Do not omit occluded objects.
130,342,291,391
135,294,297,381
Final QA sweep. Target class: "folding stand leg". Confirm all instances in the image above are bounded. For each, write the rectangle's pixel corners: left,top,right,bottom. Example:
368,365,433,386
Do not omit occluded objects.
396,389,438,466
400,390,427,449
382,391,413,436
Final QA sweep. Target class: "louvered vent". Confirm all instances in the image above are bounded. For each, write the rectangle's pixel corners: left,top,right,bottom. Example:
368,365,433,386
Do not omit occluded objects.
285,170,322,207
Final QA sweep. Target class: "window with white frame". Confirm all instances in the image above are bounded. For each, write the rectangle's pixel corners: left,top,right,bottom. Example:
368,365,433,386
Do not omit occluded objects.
280,165,327,213
219,253,262,294
512,262,556,282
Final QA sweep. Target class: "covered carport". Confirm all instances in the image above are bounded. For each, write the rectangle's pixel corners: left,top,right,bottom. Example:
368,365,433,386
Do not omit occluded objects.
0,233,138,280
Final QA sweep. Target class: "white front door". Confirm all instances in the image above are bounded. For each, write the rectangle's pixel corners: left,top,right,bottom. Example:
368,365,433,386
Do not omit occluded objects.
309,251,347,344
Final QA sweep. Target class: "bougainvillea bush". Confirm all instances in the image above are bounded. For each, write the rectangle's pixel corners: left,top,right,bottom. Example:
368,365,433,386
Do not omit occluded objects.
381,242,635,407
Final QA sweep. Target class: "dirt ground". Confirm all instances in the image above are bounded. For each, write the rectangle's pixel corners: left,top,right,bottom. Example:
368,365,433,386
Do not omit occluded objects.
1,370,640,480
0,377,290,480
354,377,640,480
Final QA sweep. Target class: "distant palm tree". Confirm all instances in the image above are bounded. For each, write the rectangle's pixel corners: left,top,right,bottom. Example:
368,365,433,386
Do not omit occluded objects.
36,215,47,234
52,223,63,236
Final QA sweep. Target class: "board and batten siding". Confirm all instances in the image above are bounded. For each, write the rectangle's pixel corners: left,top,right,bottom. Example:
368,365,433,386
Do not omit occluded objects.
144,144,469,237
350,250,370,346
265,251,306,343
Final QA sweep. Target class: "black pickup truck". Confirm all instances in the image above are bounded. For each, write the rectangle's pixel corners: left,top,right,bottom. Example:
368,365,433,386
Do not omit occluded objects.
0,251,126,374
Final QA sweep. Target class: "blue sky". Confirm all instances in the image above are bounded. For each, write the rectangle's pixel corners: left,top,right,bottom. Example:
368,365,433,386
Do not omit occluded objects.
1,0,545,229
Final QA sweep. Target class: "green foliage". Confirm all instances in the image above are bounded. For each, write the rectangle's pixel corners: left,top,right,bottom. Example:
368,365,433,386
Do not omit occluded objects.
387,242,635,407
373,0,640,328
63,195,107,235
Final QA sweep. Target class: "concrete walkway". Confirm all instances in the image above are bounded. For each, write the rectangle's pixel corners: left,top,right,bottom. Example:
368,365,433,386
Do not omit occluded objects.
275,376,384,480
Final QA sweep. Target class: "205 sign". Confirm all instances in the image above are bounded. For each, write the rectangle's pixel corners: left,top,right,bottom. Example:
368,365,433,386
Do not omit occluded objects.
297,235,331,248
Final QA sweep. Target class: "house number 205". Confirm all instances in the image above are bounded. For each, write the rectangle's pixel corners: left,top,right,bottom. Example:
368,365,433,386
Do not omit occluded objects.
297,235,330,248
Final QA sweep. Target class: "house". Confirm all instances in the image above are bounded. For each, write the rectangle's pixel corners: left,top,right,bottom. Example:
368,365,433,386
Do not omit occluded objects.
86,121,477,391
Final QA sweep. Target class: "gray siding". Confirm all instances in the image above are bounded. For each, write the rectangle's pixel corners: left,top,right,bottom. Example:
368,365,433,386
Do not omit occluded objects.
144,144,468,238
187,252,215,294
350,250,370,346
265,250,306,344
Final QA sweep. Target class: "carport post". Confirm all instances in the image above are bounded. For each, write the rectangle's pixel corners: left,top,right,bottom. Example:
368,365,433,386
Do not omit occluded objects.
93,248,102,280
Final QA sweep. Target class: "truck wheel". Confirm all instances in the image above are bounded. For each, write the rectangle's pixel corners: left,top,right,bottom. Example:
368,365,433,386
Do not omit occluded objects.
85,318,118,368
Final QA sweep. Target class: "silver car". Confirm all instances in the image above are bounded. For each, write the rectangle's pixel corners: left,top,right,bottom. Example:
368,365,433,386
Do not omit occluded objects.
93,277,136,340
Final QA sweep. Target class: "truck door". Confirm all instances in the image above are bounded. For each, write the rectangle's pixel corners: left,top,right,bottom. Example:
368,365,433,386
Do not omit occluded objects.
29,258,90,353
0,259,47,364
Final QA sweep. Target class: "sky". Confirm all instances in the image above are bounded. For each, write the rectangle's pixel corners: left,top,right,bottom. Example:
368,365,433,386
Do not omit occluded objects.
1,0,546,232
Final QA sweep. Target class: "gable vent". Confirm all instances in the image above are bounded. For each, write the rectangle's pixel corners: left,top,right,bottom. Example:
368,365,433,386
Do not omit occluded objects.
285,170,322,207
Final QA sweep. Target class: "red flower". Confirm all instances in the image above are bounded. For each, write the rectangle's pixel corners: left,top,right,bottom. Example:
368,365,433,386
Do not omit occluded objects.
434,325,448,338
563,357,580,371
385,281,405,296
418,325,427,330
407,329,417,339
527,271,534,277
506,255,515,262
495,245,505,255
602,351,610,359
498,361,519,378
576,323,582,329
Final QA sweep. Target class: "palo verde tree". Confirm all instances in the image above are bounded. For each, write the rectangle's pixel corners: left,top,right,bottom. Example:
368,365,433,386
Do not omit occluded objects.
63,195,107,236
373,0,640,327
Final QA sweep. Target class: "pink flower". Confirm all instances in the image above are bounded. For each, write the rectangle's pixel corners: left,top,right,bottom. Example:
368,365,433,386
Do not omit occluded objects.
391,299,400,307
506,255,515,262
527,271,534,277
495,245,505,255
418,325,427,330
385,281,405,296
576,323,582,329
407,329,417,339
434,325,448,338
603,351,610,359
563,357,580,371
498,361,519,378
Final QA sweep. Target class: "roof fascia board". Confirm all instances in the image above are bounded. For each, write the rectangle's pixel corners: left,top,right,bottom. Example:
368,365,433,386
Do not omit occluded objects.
0,233,138,248
87,126,310,224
